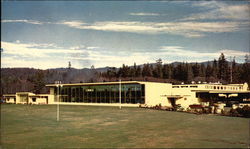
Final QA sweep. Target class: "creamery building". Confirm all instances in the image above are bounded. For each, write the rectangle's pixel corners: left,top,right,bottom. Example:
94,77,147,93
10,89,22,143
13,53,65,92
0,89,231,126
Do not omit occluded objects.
46,81,173,107
3,92,52,104
169,83,250,109
3,81,250,109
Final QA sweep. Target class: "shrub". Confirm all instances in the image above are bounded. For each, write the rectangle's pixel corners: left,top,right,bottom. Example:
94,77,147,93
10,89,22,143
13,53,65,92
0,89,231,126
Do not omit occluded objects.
229,109,240,117
237,106,250,118
229,105,250,118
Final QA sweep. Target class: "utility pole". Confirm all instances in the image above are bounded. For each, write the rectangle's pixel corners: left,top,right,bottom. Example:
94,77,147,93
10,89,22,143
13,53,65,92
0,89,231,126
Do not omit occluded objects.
56,81,62,121
119,79,121,109
230,56,233,83
0,48,3,97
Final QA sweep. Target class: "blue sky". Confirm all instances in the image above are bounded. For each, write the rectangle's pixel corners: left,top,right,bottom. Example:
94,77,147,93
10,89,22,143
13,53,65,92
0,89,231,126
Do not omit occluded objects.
1,1,250,69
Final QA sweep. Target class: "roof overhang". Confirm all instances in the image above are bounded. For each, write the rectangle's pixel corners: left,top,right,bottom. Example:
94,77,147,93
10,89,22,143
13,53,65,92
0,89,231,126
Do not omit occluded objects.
161,95,189,99
193,90,250,94
46,81,145,87
3,94,16,97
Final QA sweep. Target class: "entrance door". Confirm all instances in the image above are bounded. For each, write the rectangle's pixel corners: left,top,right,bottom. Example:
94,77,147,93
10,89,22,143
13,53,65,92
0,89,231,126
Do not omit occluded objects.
169,98,176,107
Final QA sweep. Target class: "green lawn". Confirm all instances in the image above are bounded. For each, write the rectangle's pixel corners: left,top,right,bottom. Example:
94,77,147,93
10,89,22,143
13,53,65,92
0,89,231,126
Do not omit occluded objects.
1,104,249,148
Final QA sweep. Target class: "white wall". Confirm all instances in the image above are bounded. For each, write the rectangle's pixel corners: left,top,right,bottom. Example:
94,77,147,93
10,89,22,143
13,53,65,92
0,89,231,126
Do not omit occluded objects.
144,82,172,107
172,88,199,109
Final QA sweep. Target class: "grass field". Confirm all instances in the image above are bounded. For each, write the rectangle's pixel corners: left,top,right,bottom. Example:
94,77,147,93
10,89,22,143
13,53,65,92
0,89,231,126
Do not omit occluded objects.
1,104,249,148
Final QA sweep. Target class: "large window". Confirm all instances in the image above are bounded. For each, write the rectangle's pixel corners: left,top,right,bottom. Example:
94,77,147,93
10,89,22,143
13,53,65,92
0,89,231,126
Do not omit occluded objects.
57,83,145,104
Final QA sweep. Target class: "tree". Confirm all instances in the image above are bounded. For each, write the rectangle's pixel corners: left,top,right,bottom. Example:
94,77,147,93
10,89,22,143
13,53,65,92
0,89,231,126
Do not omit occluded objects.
192,62,200,78
68,61,71,70
153,58,163,78
163,64,172,79
32,70,45,94
106,67,117,79
173,63,186,81
135,65,142,77
131,63,137,77
218,53,229,81
186,63,194,82
205,64,213,81
212,59,218,79
241,54,250,85
142,63,152,77
199,64,206,77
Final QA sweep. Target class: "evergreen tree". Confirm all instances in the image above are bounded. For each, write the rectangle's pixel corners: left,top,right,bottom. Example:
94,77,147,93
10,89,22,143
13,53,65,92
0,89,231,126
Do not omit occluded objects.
192,62,200,78
106,67,117,79
162,64,169,79
186,63,194,82
241,54,250,85
199,64,206,77
33,70,45,94
131,63,137,77
212,59,218,79
174,63,186,81
205,64,213,80
218,53,229,81
68,61,71,70
156,58,163,78
142,63,152,77
135,66,142,77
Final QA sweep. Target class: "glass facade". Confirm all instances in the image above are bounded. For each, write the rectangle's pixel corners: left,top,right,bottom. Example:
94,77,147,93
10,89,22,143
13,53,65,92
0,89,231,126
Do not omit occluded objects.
55,83,145,104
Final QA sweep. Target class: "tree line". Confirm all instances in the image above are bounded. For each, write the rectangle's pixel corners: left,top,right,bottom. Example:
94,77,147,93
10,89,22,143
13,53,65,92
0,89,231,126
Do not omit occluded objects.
101,53,250,85
1,53,249,95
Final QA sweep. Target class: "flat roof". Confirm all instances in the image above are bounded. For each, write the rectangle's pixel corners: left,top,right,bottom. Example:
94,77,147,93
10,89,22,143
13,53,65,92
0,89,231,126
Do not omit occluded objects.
173,84,244,86
3,94,16,97
29,94,50,97
46,81,169,87
193,90,250,94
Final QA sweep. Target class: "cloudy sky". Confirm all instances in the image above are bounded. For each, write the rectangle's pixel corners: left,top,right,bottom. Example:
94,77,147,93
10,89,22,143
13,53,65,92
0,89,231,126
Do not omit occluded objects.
2,1,250,69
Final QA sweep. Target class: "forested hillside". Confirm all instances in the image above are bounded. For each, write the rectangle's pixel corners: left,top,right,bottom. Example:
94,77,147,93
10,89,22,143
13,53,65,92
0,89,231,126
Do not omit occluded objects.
1,67,105,94
102,53,250,84
1,53,250,95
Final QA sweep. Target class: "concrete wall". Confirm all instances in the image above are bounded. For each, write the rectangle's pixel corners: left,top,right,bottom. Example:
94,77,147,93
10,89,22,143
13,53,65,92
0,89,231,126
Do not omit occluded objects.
172,88,199,109
28,96,48,104
48,88,56,104
143,82,172,107
16,93,35,104
5,97,16,104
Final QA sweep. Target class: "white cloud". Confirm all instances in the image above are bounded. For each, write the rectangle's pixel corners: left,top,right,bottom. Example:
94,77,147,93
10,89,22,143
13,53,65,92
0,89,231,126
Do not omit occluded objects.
1,41,96,69
1,41,248,69
182,1,250,21
59,20,249,38
1,41,85,58
60,21,86,28
159,46,248,62
1,56,66,69
2,19,43,25
129,12,160,16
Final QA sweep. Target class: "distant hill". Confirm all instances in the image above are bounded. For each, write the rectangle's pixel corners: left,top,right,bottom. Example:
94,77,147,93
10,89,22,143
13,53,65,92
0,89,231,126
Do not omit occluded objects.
1,60,247,95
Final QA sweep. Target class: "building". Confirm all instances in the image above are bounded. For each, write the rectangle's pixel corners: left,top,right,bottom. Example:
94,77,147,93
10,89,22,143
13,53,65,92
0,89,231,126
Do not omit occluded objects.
3,81,250,109
169,83,250,109
46,81,173,107
3,92,51,104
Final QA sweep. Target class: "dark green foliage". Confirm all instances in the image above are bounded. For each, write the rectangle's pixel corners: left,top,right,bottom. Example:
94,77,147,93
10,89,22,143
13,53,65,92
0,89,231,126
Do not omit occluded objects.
218,53,229,81
32,70,45,94
236,106,250,118
102,53,249,85
142,63,153,77
240,55,250,85
1,53,249,95
230,106,250,118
